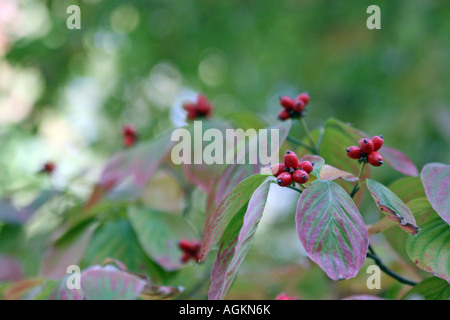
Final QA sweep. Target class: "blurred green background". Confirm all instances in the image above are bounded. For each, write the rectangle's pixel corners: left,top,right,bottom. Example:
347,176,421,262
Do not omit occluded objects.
0,0,449,299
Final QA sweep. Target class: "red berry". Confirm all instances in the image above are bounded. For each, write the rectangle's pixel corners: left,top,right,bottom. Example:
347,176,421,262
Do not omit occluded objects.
283,150,299,170
292,170,309,184
196,94,212,114
278,109,290,120
298,161,314,174
186,108,198,120
123,135,135,147
368,152,384,167
181,252,191,263
183,103,197,112
280,96,294,110
346,146,362,159
178,239,192,252
371,135,384,151
122,125,136,137
292,99,305,113
277,172,292,187
358,138,374,154
43,162,55,174
297,92,310,105
271,163,285,177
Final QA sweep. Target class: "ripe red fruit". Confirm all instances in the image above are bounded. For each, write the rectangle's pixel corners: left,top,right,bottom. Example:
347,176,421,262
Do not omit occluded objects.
277,172,292,187
358,138,374,154
298,161,314,174
297,92,310,105
346,146,362,159
280,96,295,110
196,94,212,115
178,239,193,252
371,135,384,151
123,135,135,147
122,125,136,137
368,152,384,166
179,239,201,263
271,163,285,177
278,109,290,120
283,150,299,170
292,170,309,184
43,162,55,174
292,99,305,113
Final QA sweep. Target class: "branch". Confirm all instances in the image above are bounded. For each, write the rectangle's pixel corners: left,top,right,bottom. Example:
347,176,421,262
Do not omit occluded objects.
366,245,418,287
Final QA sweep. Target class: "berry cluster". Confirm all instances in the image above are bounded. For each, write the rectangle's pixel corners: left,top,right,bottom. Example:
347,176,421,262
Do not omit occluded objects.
178,239,201,263
122,125,137,147
278,92,310,121
346,136,384,166
183,94,213,120
272,150,314,186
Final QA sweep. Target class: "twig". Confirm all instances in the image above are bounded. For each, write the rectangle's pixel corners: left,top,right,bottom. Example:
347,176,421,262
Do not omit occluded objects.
286,136,316,153
350,162,366,198
300,118,318,155
366,245,418,286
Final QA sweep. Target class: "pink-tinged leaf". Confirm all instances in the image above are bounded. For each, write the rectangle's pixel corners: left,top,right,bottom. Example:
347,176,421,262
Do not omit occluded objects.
42,224,97,279
204,121,291,230
342,295,385,300
380,146,418,177
200,174,268,262
366,179,419,235
319,164,358,182
204,162,259,234
49,274,84,300
421,163,450,225
2,278,44,300
127,207,198,271
98,130,175,198
406,217,450,283
0,256,24,281
296,180,369,281
209,179,271,300
81,265,146,300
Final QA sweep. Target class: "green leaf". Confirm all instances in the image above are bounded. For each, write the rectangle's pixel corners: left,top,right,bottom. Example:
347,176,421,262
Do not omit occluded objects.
200,174,268,261
83,219,165,277
128,207,198,271
388,176,426,204
366,179,419,235
406,217,450,282
296,180,369,280
380,198,440,268
81,265,146,300
402,277,450,300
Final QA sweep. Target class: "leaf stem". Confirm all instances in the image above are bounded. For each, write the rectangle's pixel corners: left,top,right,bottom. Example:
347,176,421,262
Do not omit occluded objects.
286,185,303,194
300,118,318,155
286,136,316,153
350,162,366,198
366,245,418,286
